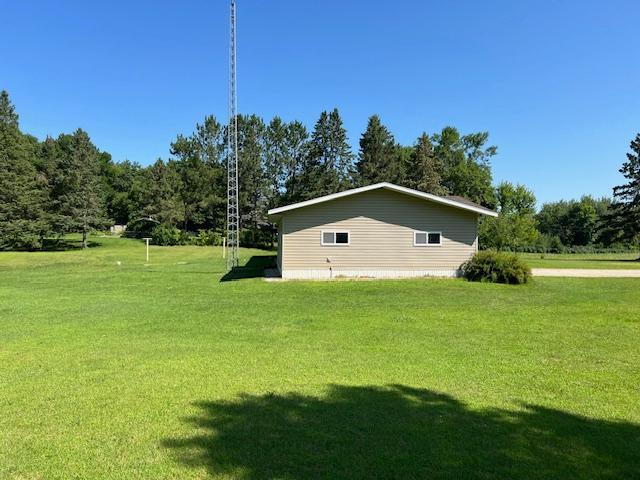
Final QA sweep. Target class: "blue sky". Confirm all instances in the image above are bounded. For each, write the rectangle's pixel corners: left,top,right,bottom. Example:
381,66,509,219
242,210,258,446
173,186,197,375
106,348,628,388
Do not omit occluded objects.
2,0,639,204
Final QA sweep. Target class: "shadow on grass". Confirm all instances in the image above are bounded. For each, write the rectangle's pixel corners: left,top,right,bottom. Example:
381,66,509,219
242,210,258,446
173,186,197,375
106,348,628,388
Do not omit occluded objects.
39,238,102,251
220,255,276,282
164,385,640,479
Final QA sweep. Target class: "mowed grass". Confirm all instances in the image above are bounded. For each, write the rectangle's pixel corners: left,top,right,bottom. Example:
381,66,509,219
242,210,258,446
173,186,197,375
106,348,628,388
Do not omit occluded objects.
1,237,639,479
522,251,640,269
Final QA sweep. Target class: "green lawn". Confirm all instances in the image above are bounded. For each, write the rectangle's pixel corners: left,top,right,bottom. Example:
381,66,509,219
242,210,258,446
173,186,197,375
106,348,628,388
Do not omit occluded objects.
521,251,640,269
1,237,639,479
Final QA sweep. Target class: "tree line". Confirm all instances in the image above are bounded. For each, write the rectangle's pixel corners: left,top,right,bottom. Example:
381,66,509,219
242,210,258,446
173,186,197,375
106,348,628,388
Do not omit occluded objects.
1,89,638,252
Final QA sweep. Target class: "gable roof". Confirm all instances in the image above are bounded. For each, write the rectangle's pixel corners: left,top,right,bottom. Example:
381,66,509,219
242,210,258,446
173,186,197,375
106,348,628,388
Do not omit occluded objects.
268,182,498,217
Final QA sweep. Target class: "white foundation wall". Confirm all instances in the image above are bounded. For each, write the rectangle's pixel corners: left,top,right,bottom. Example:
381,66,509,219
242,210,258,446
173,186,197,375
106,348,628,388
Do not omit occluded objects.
281,268,461,280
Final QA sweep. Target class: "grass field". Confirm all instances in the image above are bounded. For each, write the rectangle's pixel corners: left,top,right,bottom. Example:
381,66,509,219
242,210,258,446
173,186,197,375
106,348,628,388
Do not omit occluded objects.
521,251,640,269
1,237,639,479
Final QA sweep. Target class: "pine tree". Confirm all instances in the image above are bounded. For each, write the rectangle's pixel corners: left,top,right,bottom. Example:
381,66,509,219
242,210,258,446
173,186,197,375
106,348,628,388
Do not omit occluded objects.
264,116,288,209
604,134,640,248
299,109,354,200
236,114,267,245
133,159,182,226
356,115,399,186
55,129,108,248
328,109,354,190
0,90,19,128
0,91,48,250
407,133,447,195
281,120,308,204
193,116,226,231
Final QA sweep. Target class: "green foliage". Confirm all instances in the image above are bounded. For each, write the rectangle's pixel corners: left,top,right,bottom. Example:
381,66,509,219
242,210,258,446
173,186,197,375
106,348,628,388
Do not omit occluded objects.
537,196,610,246
151,223,184,246
240,227,274,249
602,133,640,245
462,251,531,284
131,159,183,226
54,129,109,247
356,115,399,185
170,115,226,232
0,91,48,250
11,87,637,255
99,159,141,224
237,114,268,240
279,121,309,205
479,182,538,251
192,229,223,247
406,133,447,195
0,90,19,127
296,109,354,201
431,127,497,207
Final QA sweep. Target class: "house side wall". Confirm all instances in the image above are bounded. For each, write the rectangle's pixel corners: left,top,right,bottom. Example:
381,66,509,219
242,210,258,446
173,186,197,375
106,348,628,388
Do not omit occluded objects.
280,189,478,278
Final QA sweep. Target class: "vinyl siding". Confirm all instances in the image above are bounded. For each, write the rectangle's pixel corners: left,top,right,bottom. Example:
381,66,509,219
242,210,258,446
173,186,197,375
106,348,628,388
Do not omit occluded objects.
277,218,283,272
280,189,478,274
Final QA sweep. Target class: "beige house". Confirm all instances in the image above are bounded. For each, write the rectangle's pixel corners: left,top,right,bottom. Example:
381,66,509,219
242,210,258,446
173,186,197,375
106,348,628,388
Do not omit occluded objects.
268,183,498,279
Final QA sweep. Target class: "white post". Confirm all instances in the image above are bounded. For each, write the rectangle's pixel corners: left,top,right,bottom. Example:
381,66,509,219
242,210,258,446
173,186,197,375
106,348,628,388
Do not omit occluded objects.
223,237,226,258
143,238,151,263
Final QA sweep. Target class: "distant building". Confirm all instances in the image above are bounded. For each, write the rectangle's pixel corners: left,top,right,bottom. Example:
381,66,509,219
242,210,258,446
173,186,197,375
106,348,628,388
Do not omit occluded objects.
110,224,127,235
268,183,497,279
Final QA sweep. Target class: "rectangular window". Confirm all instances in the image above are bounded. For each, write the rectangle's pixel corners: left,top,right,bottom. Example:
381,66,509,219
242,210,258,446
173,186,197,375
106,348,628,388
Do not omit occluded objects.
321,231,350,246
414,231,442,246
428,232,441,245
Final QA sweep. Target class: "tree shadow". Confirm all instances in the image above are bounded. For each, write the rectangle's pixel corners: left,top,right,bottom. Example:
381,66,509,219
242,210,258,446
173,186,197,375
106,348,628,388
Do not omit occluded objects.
220,256,276,282
39,238,102,251
163,385,640,479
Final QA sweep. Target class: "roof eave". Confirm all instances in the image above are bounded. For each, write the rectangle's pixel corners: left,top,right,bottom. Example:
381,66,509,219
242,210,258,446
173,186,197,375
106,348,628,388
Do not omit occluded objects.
267,183,498,217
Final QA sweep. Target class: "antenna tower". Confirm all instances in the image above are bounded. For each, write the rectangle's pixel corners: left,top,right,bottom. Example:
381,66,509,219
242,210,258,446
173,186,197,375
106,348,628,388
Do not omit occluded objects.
226,0,239,270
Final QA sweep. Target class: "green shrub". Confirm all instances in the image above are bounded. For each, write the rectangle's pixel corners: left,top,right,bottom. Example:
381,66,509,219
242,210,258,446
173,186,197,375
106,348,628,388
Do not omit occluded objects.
151,224,183,246
191,229,223,246
240,228,275,249
462,251,531,284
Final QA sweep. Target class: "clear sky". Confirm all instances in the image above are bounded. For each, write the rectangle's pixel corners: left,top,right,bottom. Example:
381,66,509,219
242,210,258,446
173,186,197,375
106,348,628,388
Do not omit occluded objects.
2,0,639,204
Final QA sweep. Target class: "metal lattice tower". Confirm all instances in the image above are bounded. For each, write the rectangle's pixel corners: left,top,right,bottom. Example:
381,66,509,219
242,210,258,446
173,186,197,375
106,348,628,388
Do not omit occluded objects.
226,0,239,270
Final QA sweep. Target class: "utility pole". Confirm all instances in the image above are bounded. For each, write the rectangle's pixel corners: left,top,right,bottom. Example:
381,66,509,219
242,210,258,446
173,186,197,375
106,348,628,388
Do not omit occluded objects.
226,0,240,270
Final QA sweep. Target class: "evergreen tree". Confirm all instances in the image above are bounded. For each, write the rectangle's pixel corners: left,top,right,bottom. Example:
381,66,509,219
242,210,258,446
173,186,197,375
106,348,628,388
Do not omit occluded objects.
55,129,108,248
264,116,288,208
169,116,225,232
356,115,398,185
281,120,309,204
603,134,640,249
131,159,182,227
0,90,19,128
328,109,354,190
193,116,226,231
394,145,413,187
299,109,353,200
237,114,267,245
407,133,447,195
170,135,207,231
0,92,48,250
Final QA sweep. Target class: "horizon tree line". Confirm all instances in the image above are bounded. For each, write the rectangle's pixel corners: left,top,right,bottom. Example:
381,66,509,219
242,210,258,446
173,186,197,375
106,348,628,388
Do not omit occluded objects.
1,89,638,252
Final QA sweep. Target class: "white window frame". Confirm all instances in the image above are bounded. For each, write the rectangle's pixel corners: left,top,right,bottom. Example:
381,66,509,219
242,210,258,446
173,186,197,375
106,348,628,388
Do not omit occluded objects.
321,230,351,246
414,231,442,247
